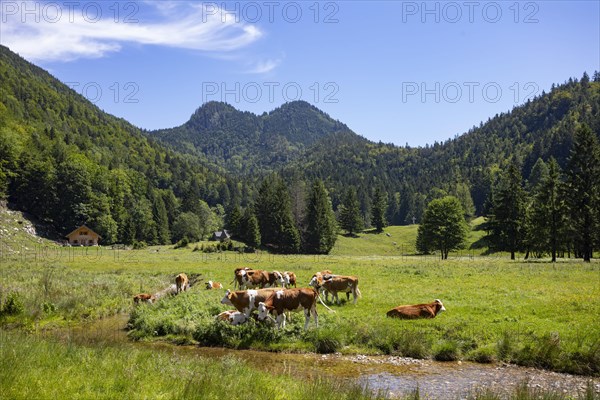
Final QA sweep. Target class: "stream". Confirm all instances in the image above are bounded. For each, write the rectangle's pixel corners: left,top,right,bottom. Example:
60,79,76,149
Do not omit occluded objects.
37,314,599,399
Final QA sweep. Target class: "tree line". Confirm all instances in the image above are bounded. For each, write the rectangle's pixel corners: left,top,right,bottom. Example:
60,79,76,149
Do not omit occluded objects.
416,124,600,262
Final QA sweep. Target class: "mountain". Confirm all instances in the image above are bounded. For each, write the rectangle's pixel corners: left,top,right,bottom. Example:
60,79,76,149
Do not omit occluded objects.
150,100,352,175
0,45,241,245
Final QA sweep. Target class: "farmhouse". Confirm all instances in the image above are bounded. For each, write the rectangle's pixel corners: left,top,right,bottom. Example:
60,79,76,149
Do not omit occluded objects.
65,225,101,246
211,230,231,242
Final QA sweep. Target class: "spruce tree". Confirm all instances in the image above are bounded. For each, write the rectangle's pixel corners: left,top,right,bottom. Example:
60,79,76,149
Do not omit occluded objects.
338,187,363,235
487,164,527,260
304,179,337,254
564,124,600,262
256,174,300,253
371,186,387,232
226,204,242,238
240,207,261,249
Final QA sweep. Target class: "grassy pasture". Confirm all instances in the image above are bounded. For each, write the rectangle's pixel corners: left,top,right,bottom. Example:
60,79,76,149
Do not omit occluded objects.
1,235,598,376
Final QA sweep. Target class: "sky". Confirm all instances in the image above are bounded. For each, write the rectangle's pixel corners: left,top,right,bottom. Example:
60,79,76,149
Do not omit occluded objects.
1,0,599,146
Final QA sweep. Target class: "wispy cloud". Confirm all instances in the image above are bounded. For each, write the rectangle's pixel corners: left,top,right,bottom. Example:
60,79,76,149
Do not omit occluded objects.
246,58,282,74
1,1,263,62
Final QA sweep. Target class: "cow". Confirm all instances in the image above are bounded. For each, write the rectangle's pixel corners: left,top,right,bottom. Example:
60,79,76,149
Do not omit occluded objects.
175,273,189,294
283,271,297,288
232,267,251,289
257,288,318,330
240,269,270,289
216,310,248,325
220,288,280,317
265,271,285,288
386,299,446,319
308,270,334,301
205,280,223,290
318,275,360,305
133,293,155,304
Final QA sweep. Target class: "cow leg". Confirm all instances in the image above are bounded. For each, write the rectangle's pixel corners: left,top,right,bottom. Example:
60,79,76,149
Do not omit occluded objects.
304,308,311,330
277,313,286,329
312,304,318,328
335,292,341,305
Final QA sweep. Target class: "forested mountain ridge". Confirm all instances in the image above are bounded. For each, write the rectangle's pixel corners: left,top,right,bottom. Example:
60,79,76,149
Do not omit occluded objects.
283,74,600,224
150,100,352,175
0,45,242,245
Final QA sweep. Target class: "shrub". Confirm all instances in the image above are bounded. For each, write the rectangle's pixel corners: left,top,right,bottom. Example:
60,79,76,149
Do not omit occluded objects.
433,340,461,361
304,327,344,354
468,345,497,364
132,241,147,249
1,291,24,316
173,238,189,249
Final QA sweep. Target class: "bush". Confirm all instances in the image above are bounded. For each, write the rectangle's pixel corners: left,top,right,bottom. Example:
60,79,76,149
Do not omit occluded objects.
433,340,461,361
468,345,497,364
1,291,24,316
303,327,344,354
173,238,189,249
132,241,147,249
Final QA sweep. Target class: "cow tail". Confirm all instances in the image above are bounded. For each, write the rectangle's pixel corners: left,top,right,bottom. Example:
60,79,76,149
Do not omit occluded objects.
317,292,336,313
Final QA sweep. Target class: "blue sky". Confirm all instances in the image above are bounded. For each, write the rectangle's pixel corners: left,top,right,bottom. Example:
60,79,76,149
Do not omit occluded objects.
1,1,598,146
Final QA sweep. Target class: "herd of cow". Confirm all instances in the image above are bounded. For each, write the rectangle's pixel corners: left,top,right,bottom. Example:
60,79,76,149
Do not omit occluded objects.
133,268,446,331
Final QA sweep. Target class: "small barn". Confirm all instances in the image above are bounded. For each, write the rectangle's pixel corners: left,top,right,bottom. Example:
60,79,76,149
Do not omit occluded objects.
66,225,101,246
211,230,231,242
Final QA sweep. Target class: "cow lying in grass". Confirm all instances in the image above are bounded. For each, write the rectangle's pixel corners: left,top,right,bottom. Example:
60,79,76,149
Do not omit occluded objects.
133,293,155,304
216,310,248,325
205,281,223,289
257,288,319,330
386,299,446,319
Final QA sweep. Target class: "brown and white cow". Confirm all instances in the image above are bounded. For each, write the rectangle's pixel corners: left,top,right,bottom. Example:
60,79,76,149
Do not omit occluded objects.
232,267,251,289
265,271,285,288
257,288,318,330
205,280,223,290
386,299,446,319
318,275,360,305
133,293,156,304
308,270,334,301
240,269,270,289
220,288,280,317
283,271,297,288
175,273,189,294
216,310,248,325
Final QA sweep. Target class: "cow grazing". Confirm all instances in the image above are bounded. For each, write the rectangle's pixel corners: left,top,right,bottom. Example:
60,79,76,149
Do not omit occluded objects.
240,269,270,289
283,271,297,288
216,310,248,325
232,267,251,289
265,271,285,288
220,288,280,317
175,273,189,294
308,270,334,301
386,299,446,319
133,293,155,304
205,280,223,290
319,275,361,305
257,288,319,330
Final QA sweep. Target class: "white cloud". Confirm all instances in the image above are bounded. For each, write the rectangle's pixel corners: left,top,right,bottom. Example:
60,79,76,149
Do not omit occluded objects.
0,1,263,62
246,58,282,74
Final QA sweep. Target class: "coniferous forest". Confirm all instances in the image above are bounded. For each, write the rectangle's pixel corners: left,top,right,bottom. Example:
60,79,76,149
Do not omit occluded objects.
1,45,599,259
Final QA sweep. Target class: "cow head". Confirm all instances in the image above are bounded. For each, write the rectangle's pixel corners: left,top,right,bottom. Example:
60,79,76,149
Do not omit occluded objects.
283,272,291,286
434,299,446,314
308,275,319,288
221,289,233,305
274,271,285,286
256,302,274,321
205,281,213,290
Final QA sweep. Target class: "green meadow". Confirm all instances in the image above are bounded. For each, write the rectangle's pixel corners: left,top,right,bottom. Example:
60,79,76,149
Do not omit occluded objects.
1,222,599,398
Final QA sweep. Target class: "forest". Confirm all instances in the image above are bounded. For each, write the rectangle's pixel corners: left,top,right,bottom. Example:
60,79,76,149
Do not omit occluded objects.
1,44,599,258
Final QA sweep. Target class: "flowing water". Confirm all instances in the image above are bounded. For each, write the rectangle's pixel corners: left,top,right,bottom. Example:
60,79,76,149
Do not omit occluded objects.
37,314,599,399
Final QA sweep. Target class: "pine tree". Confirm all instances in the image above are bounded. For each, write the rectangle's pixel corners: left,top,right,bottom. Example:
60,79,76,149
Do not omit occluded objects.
564,124,600,262
256,174,300,253
371,186,387,232
338,187,363,235
539,158,567,262
416,196,468,259
240,207,261,248
226,204,242,239
304,179,337,254
487,163,527,260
